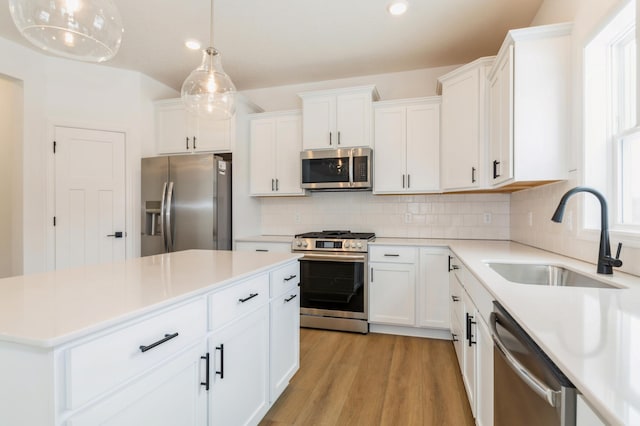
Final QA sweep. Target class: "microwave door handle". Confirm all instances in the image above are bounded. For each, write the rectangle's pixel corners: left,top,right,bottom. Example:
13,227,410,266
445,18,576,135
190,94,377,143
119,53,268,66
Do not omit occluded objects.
349,149,354,187
490,312,561,407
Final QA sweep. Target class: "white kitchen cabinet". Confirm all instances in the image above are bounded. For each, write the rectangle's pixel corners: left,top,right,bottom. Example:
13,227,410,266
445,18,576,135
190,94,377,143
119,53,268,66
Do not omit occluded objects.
249,111,305,196
373,97,440,194
475,314,493,426
235,240,292,253
155,98,231,154
487,23,571,188
299,85,379,149
66,342,208,426
269,262,300,402
209,304,270,426
417,247,450,329
448,251,493,424
369,262,416,325
462,290,478,418
438,58,493,191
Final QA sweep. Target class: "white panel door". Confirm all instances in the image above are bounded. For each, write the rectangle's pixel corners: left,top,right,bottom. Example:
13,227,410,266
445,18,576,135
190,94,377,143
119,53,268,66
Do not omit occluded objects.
336,92,370,147
55,127,126,270
405,103,440,191
249,118,277,195
369,262,416,326
373,106,406,193
302,95,335,149
274,114,304,195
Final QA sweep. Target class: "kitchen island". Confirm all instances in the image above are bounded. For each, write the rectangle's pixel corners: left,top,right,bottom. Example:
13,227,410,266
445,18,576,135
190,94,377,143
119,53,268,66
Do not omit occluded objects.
0,249,301,426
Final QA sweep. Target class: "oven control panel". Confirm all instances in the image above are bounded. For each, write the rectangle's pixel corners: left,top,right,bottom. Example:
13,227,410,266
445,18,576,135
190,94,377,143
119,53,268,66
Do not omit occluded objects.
292,238,369,252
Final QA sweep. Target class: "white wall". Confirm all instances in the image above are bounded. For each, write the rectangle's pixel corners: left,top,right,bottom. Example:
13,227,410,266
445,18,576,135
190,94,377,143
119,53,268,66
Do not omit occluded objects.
0,37,176,274
0,75,23,277
512,0,640,277
241,66,459,111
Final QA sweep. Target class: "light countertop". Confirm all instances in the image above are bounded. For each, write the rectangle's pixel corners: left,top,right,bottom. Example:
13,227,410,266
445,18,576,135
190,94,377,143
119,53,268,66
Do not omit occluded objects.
0,250,301,348
378,238,639,426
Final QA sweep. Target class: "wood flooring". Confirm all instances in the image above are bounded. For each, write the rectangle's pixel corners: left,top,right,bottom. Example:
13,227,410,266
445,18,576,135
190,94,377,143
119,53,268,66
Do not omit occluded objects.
260,328,474,426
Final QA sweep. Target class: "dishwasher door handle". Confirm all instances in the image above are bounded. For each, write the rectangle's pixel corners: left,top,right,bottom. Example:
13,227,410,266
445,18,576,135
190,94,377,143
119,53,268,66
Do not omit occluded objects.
490,312,561,407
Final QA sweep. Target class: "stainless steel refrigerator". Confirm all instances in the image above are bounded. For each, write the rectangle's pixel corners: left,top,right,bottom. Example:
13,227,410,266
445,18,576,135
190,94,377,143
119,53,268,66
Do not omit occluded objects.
141,154,231,256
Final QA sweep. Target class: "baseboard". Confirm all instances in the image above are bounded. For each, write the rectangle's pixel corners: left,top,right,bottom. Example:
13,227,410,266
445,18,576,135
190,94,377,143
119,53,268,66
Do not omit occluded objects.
369,324,452,340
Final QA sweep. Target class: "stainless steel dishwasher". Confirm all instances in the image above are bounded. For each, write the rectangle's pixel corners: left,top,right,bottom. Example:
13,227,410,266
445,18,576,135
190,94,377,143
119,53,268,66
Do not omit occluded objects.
490,302,577,426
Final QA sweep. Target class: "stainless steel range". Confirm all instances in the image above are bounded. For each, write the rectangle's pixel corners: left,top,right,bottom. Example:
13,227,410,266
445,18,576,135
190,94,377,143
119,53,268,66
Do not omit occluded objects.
292,230,375,334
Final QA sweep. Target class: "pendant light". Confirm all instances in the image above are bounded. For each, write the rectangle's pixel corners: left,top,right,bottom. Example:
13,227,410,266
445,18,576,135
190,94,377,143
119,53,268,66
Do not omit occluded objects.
8,0,124,62
181,0,236,120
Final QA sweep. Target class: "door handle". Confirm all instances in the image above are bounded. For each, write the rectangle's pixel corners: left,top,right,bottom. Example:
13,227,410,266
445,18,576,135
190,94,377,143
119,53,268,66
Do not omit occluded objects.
107,232,124,238
165,181,175,252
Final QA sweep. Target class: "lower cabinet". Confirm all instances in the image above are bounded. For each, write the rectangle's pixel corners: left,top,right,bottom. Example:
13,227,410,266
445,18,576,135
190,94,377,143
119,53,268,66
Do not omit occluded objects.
235,240,293,253
369,245,450,335
269,286,300,402
369,261,416,325
448,253,493,426
66,342,208,426
209,305,270,426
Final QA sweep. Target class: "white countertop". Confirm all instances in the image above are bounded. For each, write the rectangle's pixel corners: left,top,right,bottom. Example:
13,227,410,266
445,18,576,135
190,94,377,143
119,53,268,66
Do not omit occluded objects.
443,240,638,426
0,250,301,348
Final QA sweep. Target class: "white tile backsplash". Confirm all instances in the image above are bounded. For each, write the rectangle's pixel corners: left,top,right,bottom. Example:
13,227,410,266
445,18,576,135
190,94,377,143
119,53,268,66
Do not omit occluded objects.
511,179,640,277
259,191,510,240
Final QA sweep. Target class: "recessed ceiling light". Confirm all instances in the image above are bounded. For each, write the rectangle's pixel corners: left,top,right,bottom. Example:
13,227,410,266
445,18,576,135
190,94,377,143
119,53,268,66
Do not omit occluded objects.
185,39,201,50
387,0,408,16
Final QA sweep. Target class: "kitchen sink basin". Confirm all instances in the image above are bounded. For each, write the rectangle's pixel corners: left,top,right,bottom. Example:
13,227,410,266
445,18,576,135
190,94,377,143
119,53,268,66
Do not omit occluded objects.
486,262,620,289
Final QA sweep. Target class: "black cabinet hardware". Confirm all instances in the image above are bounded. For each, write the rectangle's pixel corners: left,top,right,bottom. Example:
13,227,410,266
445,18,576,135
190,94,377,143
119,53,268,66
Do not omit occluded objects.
107,231,123,238
370,267,374,282
329,132,332,145
384,254,400,257
200,353,210,390
186,137,189,150
284,274,297,282
284,294,297,303
452,333,459,342
472,167,476,183
238,293,259,303
402,174,405,188
466,313,477,346
407,174,410,189
493,160,501,179
338,131,341,145
193,136,197,150
255,249,268,252
451,295,460,302
448,255,452,271
271,179,275,191
215,344,224,379
139,332,179,353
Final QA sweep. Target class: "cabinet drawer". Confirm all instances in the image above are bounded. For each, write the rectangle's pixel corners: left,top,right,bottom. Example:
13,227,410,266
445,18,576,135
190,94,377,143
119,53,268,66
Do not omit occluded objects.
210,274,269,329
65,298,207,410
235,241,292,253
270,261,300,297
369,246,417,263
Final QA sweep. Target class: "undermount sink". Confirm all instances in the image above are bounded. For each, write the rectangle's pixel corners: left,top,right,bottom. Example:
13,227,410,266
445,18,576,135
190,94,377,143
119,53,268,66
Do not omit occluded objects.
486,262,620,289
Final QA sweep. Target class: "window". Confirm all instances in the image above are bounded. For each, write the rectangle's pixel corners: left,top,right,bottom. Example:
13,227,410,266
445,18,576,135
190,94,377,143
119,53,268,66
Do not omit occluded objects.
584,0,640,237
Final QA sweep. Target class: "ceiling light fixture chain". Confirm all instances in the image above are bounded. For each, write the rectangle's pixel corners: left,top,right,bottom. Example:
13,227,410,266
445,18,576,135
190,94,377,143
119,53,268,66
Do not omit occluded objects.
181,0,237,121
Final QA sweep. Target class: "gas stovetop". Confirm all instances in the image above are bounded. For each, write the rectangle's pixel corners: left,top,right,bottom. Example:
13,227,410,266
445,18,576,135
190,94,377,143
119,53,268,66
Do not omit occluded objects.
292,230,375,252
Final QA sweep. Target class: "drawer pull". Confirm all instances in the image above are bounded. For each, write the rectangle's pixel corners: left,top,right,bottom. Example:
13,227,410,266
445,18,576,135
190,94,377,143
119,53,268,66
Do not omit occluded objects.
284,294,297,303
238,293,259,303
452,333,459,342
216,344,224,379
200,353,210,391
451,295,460,302
384,254,400,257
255,249,269,252
139,332,179,353
284,274,297,282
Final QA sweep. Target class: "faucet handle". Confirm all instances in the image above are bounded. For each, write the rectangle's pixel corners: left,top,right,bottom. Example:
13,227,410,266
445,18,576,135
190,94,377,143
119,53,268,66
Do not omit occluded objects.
615,242,623,260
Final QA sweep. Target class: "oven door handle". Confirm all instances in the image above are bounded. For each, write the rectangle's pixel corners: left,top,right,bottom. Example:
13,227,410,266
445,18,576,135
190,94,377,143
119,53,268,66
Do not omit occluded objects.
490,312,561,408
300,253,366,263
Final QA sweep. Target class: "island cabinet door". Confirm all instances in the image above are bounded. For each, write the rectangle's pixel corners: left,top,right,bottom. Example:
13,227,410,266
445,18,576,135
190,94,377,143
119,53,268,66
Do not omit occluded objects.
66,342,208,426
209,304,270,426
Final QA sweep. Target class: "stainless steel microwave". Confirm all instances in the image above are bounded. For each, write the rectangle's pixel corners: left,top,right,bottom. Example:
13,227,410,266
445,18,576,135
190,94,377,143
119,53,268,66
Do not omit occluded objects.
301,147,372,190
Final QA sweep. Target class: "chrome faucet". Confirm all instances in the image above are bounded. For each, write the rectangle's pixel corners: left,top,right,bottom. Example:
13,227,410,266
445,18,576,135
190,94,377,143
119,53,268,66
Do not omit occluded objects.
551,186,623,274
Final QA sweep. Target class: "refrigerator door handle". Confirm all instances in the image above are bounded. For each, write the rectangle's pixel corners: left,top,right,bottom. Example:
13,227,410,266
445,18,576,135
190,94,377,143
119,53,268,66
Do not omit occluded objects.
165,181,175,252
160,182,168,250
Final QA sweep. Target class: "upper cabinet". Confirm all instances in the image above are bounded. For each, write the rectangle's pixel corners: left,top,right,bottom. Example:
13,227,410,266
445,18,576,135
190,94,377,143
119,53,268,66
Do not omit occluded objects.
249,111,305,197
487,23,572,188
299,85,379,149
373,97,441,194
439,57,494,191
155,98,231,154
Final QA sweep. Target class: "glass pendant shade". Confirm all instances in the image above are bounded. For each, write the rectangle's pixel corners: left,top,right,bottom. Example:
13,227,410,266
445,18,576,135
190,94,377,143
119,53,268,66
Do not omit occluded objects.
8,0,124,62
181,47,236,120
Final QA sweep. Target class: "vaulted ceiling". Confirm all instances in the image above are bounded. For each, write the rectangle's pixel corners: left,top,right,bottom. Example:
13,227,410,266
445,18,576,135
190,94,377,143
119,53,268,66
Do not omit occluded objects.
0,0,544,90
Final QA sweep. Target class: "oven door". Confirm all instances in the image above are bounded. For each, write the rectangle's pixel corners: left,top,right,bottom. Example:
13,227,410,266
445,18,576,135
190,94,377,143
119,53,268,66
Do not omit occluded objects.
298,252,367,320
